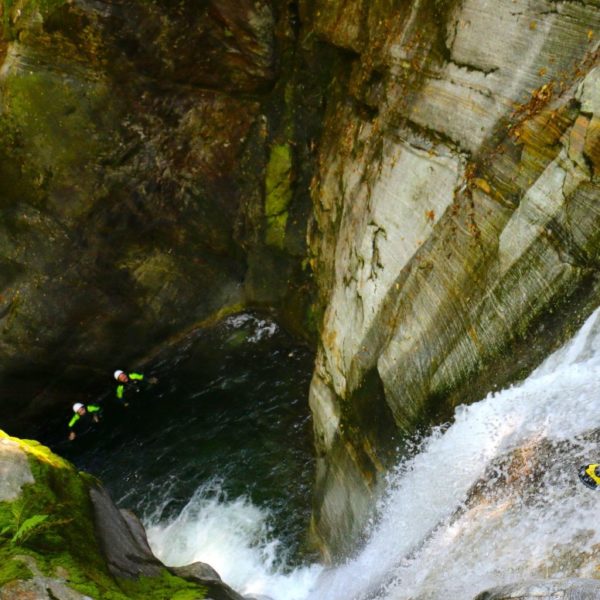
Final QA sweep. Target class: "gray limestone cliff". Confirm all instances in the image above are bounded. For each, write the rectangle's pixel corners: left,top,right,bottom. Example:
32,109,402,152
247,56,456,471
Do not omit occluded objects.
304,0,600,559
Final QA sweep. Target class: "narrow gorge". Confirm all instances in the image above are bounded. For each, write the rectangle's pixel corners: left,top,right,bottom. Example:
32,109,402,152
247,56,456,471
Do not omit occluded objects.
2,1,600,599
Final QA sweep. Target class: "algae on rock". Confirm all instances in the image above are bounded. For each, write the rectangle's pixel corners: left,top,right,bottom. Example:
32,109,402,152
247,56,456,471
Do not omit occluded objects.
265,143,294,250
0,430,248,599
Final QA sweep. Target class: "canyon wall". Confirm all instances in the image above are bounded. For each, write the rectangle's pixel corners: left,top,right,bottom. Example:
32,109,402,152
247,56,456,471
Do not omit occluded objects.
303,0,600,559
3,0,600,565
0,0,330,430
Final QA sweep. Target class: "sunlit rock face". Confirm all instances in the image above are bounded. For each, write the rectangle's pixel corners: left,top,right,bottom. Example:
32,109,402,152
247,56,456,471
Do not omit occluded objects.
474,579,600,600
5,0,600,570
305,0,600,559
0,0,325,428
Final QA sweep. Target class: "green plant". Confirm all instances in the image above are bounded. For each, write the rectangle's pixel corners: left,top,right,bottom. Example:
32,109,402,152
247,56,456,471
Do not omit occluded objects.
11,513,49,544
0,500,71,546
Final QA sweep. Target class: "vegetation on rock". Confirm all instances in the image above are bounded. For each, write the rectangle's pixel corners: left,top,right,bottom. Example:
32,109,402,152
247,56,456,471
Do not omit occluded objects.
0,431,207,599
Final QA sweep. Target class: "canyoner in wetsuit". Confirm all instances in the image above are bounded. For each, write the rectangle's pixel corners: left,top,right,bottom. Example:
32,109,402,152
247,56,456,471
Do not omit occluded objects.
68,403,101,441
578,464,600,489
114,369,145,405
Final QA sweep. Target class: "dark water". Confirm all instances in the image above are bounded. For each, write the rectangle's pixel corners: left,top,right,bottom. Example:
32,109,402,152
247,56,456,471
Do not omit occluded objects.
52,313,317,564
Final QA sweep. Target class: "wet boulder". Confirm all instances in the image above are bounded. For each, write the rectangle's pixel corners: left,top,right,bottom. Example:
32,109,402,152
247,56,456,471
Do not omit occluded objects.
475,578,600,599
0,430,233,599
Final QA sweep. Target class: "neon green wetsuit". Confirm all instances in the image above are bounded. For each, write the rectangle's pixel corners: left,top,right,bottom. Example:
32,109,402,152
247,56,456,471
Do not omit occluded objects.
116,372,144,401
68,405,101,430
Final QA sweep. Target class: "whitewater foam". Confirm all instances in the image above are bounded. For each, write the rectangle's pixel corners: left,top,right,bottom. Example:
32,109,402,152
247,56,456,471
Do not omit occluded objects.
309,309,600,600
148,309,600,600
145,480,322,600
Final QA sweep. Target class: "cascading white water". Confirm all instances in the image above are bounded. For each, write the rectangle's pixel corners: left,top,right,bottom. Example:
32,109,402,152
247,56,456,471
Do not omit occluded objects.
310,308,600,600
145,479,323,599
147,309,600,600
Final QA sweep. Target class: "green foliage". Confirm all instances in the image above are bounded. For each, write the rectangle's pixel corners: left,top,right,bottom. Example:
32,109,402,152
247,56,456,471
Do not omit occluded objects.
0,432,207,599
0,498,71,546
12,513,49,544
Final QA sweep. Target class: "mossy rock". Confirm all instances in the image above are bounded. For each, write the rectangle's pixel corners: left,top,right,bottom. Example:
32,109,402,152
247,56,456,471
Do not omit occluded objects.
0,431,207,599
265,143,293,249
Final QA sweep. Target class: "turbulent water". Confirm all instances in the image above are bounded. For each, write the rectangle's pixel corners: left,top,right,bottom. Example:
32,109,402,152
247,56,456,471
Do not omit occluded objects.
60,309,600,600
308,310,600,600
55,313,322,599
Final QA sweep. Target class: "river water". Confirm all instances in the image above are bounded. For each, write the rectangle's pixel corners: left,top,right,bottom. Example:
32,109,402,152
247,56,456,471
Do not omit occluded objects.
62,310,600,599
59,313,322,598
308,308,600,600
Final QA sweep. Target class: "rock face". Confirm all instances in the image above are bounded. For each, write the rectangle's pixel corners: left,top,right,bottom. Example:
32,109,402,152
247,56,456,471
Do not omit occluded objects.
4,0,600,573
0,0,328,431
304,0,600,559
88,485,164,579
0,430,241,599
474,578,600,600
0,437,34,501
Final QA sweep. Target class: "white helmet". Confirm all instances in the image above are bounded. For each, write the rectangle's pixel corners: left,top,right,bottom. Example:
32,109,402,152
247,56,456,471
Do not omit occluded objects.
72,403,84,413
114,370,124,380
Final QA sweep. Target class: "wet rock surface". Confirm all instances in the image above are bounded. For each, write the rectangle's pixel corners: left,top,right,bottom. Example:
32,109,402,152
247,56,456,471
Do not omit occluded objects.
0,554,92,600
0,431,241,599
305,0,600,558
474,578,600,600
0,0,327,432
0,438,34,502
169,563,245,600
89,485,163,579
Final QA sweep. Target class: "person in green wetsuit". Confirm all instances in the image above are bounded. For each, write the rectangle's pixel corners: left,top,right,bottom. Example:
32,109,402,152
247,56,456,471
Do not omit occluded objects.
114,369,146,405
68,403,101,440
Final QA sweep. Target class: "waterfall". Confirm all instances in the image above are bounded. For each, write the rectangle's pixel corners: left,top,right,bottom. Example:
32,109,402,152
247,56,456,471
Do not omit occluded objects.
310,309,600,599
145,479,322,599
147,309,600,600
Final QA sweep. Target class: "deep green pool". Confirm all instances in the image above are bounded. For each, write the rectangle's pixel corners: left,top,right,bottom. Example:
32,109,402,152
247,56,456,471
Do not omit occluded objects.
54,313,317,565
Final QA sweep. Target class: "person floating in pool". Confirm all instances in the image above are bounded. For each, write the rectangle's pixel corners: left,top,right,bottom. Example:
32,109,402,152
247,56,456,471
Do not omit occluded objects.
68,403,101,441
113,369,157,405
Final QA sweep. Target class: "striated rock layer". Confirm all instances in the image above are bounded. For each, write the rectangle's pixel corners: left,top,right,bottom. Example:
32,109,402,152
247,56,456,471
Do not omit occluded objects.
4,0,600,571
304,0,600,559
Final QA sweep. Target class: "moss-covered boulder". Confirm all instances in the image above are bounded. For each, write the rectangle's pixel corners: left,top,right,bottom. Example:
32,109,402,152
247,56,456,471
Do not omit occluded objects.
0,430,243,600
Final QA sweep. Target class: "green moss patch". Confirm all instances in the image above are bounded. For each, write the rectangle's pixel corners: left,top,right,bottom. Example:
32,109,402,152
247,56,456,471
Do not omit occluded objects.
0,431,206,599
2,68,109,169
119,571,206,600
265,143,293,249
0,551,33,586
